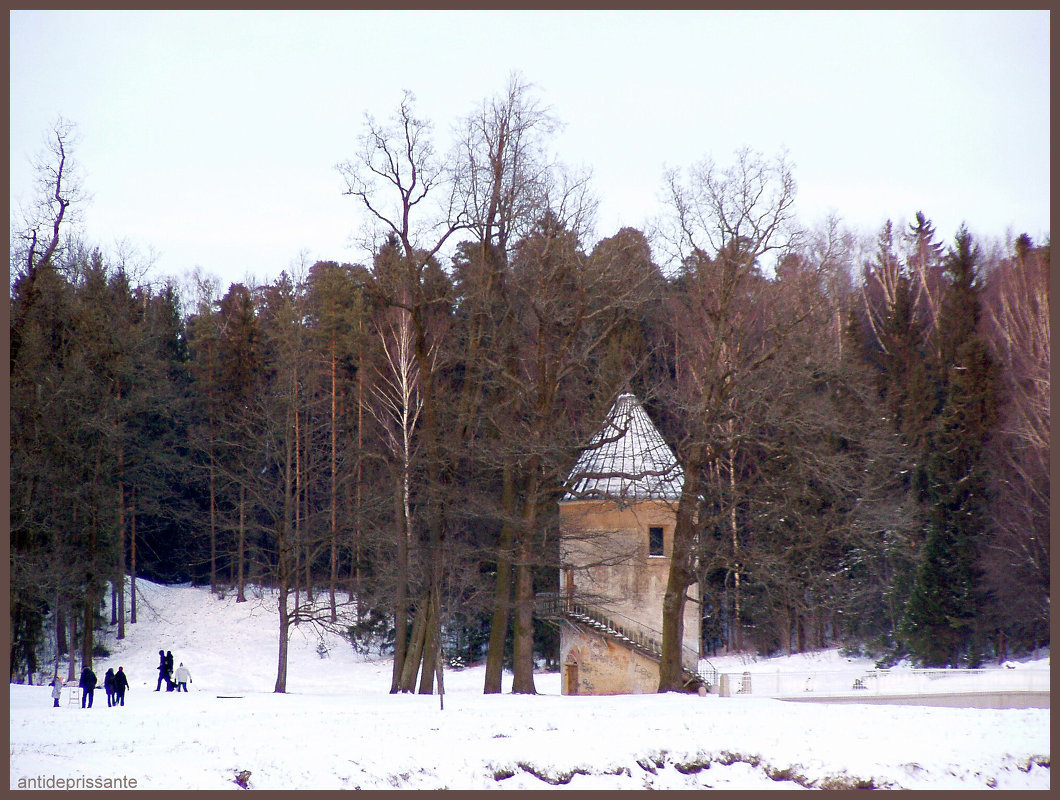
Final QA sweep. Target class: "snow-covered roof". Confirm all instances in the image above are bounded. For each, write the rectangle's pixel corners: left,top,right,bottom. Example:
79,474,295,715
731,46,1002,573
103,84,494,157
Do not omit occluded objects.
564,393,684,502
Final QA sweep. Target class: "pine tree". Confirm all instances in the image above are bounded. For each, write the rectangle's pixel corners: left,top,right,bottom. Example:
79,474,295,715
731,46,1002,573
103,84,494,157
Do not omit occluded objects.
900,227,1000,666
305,260,371,622
905,211,946,342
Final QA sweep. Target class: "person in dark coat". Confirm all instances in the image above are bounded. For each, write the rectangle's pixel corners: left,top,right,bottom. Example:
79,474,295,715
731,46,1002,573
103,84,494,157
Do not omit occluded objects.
112,666,129,706
155,650,168,691
164,651,175,691
78,665,98,708
103,668,116,707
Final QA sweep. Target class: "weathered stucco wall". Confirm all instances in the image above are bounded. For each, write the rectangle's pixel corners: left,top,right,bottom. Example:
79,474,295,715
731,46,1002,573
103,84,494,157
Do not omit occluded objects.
558,498,700,695
560,623,660,695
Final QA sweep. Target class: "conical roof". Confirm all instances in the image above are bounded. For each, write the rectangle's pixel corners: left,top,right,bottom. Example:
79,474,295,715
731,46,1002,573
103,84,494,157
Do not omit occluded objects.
564,393,684,502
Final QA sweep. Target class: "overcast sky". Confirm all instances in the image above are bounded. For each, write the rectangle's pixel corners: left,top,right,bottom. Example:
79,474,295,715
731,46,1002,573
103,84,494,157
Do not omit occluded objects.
10,10,1050,290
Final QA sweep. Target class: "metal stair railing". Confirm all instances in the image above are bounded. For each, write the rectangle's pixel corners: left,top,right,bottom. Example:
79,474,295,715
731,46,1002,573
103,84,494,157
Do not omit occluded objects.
535,592,718,690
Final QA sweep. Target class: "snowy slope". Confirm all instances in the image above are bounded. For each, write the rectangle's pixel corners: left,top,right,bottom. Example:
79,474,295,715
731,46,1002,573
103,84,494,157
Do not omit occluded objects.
9,580,1050,790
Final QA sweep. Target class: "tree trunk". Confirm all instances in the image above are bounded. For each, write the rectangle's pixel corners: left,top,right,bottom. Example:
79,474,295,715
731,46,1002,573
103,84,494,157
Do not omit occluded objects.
293,541,300,624
236,485,247,602
302,403,313,604
510,473,540,695
116,480,126,640
82,519,98,670
510,549,537,694
390,472,409,693
55,599,66,670
782,606,793,656
483,463,517,693
276,399,296,692
659,464,700,692
67,612,77,682
728,447,743,652
295,400,307,605
209,453,217,593
418,589,440,694
397,597,429,692
435,629,446,711
129,488,137,624
354,337,365,608
110,454,120,627
329,344,338,622
409,307,447,695
274,582,290,693
81,591,94,671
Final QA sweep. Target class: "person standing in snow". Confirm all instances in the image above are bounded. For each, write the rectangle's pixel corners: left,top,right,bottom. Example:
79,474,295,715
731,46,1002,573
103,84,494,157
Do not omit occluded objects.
164,650,175,691
155,649,169,691
173,662,192,692
78,665,98,708
113,666,129,706
50,676,63,707
104,668,116,707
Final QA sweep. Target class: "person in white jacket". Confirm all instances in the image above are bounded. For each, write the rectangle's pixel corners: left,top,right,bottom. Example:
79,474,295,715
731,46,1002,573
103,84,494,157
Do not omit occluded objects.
173,663,192,692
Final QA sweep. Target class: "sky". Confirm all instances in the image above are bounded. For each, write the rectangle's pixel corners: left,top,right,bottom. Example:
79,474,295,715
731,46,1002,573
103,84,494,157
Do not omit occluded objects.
9,10,1050,292
8,579,1050,789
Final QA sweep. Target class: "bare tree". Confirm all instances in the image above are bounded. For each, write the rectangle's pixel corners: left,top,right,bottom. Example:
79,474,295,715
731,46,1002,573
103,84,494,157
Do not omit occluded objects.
369,307,425,692
655,148,803,690
479,189,662,694
338,91,469,694
11,117,84,282
981,237,1050,652
11,118,85,379
452,74,564,694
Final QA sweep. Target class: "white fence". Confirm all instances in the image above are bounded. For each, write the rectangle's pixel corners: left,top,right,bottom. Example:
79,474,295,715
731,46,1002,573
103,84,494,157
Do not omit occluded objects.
713,666,1050,699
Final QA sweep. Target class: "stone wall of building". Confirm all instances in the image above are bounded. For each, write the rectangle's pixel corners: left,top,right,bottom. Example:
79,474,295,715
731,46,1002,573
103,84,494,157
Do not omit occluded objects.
559,498,699,659
558,497,700,695
560,623,661,695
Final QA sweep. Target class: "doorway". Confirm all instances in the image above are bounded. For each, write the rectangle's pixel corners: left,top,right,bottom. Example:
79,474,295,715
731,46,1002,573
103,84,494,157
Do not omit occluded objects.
565,660,579,695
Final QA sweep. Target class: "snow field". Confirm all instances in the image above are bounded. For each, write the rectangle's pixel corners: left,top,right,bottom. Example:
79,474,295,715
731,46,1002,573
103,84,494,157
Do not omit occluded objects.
8,580,1050,790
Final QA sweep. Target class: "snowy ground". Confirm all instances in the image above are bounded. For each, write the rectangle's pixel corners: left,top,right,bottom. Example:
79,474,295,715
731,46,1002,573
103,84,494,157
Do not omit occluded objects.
9,580,1050,790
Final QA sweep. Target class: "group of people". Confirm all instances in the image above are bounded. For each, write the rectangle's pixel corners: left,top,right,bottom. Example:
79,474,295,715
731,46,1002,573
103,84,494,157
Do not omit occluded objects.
50,666,129,708
49,647,193,708
156,649,192,692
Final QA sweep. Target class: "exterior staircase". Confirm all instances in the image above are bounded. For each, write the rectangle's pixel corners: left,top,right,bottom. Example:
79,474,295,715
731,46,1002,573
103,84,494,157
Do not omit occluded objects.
535,592,718,692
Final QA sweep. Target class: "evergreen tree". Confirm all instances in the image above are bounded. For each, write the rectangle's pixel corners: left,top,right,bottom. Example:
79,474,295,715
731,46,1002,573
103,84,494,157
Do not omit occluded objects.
304,260,372,621
905,211,946,342
900,227,1000,666
10,254,78,681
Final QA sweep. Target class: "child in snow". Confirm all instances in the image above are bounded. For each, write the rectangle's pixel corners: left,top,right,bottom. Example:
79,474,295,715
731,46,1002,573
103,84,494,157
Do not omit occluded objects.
173,662,192,692
50,676,62,707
